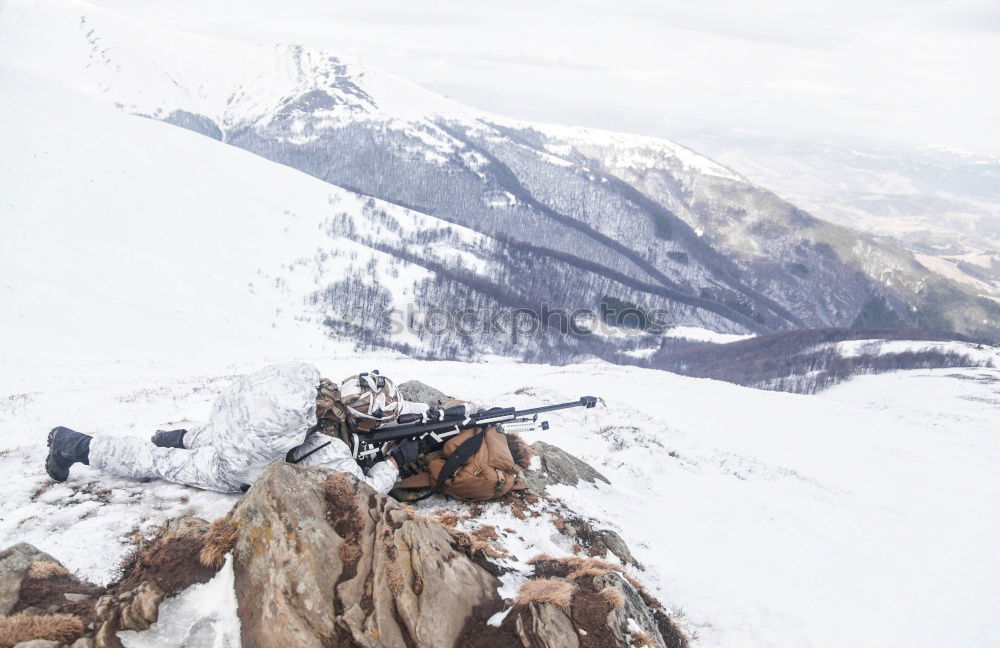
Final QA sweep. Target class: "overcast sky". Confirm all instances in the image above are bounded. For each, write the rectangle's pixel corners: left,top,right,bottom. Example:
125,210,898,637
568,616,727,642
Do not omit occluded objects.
95,0,1000,155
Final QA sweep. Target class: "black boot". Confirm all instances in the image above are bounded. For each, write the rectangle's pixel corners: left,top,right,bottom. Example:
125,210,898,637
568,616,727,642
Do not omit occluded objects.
151,429,188,449
45,426,92,482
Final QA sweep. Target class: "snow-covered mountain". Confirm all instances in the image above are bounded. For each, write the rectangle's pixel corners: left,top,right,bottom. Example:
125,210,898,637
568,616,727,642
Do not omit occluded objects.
4,0,999,362
0,64,520,369
2,3,1000,648
675,129,1000,296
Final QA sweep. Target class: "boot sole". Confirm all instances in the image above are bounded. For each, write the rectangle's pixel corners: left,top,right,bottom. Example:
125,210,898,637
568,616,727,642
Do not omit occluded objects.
45,427,77,482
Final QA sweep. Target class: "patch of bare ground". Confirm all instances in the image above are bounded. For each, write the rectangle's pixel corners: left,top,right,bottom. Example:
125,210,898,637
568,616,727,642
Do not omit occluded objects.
112,518,217,595
10,560,103,628
527,555,689,648
502,490,542,520
457,546,690,648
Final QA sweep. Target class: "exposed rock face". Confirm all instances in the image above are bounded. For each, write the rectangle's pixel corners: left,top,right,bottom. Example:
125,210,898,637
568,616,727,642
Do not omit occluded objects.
0,544,61,615
0,517,226,648
11,640,64,648
1,445,682,648
556,517,640,569
513,602,579,648
0,544,102,647
94,517,220,648
229,462,502,648
397,380,452,408
523,441,610,494
461,556,688,648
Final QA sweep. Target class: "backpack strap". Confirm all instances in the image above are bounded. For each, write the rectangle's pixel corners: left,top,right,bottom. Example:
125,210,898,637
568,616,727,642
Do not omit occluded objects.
409,431,485,502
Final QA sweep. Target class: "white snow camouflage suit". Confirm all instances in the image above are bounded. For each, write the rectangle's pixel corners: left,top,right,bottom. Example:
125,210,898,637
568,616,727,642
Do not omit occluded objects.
88,362,424,494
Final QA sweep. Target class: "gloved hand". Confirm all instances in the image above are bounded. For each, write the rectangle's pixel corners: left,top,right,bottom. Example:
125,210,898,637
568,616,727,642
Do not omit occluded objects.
151,428,188,449
388,439,419,467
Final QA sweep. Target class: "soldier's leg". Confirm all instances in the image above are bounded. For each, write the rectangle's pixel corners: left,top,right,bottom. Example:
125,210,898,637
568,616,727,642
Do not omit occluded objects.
88,435,243,493
81,362,320,492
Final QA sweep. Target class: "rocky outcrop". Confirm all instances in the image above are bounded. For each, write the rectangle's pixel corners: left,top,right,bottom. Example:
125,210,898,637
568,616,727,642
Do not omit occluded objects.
93,516,221,648
0,446,683,648
0,517,226,648
228,462,502,648
14,640,66,648
461,556,688,648
513,601,579,648
0,516,225,648
555,517,640,569
0,545,62,616
397,380,452,408
523,441,610,494
0,544,102,648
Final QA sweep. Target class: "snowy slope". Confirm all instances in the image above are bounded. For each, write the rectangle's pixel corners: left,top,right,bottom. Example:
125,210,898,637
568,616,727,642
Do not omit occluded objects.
0,65,506,368
2,353,999,648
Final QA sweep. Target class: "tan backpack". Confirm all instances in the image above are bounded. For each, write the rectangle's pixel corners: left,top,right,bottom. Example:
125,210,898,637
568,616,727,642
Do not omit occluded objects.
397,424,528,501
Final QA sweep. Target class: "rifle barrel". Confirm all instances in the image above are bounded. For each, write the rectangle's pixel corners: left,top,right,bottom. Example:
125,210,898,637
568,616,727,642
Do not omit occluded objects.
360,396,596,443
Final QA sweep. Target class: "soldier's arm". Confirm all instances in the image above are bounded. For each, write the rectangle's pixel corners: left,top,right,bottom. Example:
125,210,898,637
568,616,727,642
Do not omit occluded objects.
293,435,399,494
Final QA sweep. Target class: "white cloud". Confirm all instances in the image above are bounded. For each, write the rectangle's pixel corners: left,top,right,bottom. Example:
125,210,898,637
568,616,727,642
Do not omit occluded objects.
84,0,1000,154
763,79,843,97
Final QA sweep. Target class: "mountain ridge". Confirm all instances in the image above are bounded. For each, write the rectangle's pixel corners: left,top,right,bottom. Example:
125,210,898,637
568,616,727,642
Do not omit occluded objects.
4,0,998,358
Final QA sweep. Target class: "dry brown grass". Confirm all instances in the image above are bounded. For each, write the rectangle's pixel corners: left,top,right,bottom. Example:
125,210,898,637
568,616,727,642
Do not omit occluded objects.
0,613,83,647
382,532,405,595
199,517,238,568
26,560,68,579
505,432,537,469
515,578,575,610
630,630,656,647
447,526,507,559
470,524,500,544
599,585,625,609
398,504,435,523
323,474,363,543
623,572,648,594
338,542,361,565
531,555,621,574
435,515,507,560
435,511,459,528
529,554,631,587
324,473,354,504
